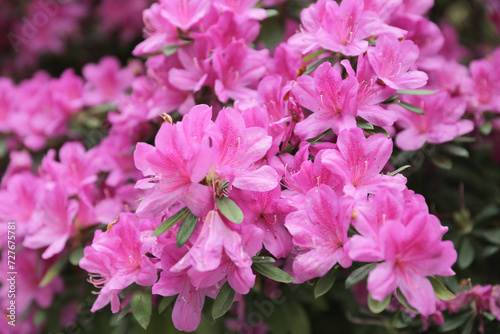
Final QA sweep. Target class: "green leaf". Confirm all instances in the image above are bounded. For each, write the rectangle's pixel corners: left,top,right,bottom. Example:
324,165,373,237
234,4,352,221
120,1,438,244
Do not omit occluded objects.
461,314,475,334
158,296,176,315
289,302,311,334
152,207,189,237
396,289,419,314
131,288,152,330
483,312,496,321
356,117,374,130
429,277,455,300
479,120,492,135
396,89,439,95
216,197,244,224
265,9,279,18
176,212,199,247
110,306,130,326
381,95,399,104
441,144,469,158
368,293,391,313
439,312,475,332
429,153,453,170
212,282,236,320
69,245,84,266
314,266,338,298
0,137,7,159
34,309,46,326
259,16,284,48
303,49,329,63
253,263,294,283
345,263,376,289
453,136,476,143
251,256,276,264
163,45,180,57
388,165,411,176
473,229,500,246
304,57,332,75
458,237,475,269
306,129,334,144
39,253,69,287
473,204,499,224
395,100,425,114
364,125,390,138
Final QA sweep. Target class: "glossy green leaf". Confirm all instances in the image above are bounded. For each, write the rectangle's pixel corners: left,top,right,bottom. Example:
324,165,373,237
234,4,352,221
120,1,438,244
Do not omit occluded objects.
253,263,294,283
251,256,276,264
458,237,475,269
39,253,69,287
212,282,235,320
131,288,152,330
473,229,500,246
314,266,338,299
396,289,419,314
345,263,376,289
216,197,244,224
163,45,180,56
429,277,455,300
395,100,425,114
368,293,391,313
438,312,475,332
177,212,199,247
479,120,492,135
429,153,453,170
158,296,176,315
441,144,469,158
265,9,279,18
396,89,439,95
69,245,84,266
152,207,189,237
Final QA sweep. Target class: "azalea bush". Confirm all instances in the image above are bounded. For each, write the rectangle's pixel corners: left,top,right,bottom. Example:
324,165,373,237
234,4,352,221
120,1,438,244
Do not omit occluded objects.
1,0,500,333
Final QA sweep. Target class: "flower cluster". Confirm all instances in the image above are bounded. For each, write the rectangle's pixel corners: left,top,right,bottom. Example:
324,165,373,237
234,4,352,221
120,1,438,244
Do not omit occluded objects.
1,0,500,333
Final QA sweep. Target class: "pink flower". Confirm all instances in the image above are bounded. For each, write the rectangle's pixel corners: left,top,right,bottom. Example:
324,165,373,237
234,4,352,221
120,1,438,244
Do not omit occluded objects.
468,58,500,114
0,78,15,133
132,3,182,56
171,211,253,290
0,248,63,316
285,185,354,283
50,69,84,115
231,186,293,259
321,128,406,195
0,172,42,245
315,0,381,56
23,182,78,259
212,40,269,103
153,243,219,332
209,107,279,192
288,0,329,53
9,72,68,150
213,0,267,21
159,0,211,31
393,91,474,151
168,35,212,92
292,62,359,139
367,34,428,90
83,56,134,106
346,212,456,316
203,10,260,49
97,0,149,42
39,142,99,196
341,57,397,127
79,213,158,313
134,105,213,217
